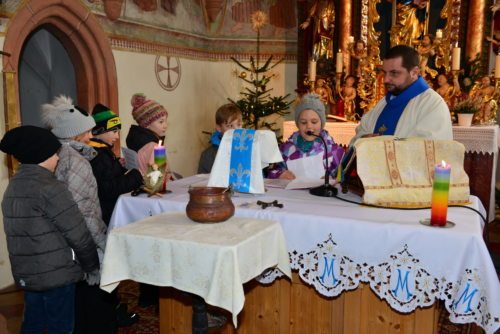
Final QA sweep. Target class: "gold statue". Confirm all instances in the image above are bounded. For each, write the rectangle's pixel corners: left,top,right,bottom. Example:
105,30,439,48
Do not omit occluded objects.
357,44,384,113
315,78,334,104
348,40,368,79
469,75,497,124
435,73,461,120
338,75,358,121
416,34,438,80
315,78,334,114
300,0,335,59
391,0,428,47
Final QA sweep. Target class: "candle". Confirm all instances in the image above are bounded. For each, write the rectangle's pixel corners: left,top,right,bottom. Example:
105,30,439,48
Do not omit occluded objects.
154,140,166,167
495,54,500,79
430,160,451,226
336,50,343,73
452,47,461,71
308,60,317,82
348,36,354,44
435,29,443,39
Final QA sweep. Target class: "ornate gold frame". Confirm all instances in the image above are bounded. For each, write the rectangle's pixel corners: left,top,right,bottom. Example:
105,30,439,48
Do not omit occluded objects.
356,0,463,114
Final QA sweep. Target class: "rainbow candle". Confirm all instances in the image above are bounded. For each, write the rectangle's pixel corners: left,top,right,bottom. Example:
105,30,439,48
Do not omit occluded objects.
154,140,166,167
430,161,451,226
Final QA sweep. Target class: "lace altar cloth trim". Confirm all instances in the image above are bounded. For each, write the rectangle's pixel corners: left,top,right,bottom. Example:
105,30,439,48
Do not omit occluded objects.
256,234,499,334
452,126,499,154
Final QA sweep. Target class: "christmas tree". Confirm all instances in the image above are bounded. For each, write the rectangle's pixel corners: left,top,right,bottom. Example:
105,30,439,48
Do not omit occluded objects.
229,11,292,138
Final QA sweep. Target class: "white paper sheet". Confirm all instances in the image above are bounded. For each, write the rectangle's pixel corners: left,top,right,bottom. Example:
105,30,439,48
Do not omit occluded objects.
121,147,139,171
283,155,328,189
286,154,325,180
285,178,324,190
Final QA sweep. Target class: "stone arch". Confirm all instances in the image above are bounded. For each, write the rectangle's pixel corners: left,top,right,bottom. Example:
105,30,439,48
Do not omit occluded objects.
2,0,118,128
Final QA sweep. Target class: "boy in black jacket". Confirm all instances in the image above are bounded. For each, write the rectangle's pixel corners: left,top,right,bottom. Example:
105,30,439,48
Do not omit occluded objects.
0,126,99,333
89,104,143,225
89,104,143,326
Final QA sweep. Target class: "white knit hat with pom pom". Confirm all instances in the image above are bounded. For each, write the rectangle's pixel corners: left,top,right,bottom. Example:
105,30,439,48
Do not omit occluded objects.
41,95,96,139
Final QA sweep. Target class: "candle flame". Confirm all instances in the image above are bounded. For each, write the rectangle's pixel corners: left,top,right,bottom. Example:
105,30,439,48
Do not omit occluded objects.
158,140,163,146
441,160,446,167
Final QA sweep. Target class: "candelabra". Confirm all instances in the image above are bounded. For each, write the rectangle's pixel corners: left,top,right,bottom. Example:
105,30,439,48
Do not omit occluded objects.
304,76,316,93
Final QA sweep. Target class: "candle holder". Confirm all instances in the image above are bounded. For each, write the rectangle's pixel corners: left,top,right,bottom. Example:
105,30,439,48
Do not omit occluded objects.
303,77,316,93
335,72,343,96
309,77,315,93
419,218,455,228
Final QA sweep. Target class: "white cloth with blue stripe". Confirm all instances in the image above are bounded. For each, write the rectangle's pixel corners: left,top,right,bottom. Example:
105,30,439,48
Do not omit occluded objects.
208,129,283,193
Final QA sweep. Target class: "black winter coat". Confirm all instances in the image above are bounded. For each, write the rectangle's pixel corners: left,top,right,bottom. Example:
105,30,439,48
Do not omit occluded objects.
125,125,163,152
2,164,99,291
89,139,143,224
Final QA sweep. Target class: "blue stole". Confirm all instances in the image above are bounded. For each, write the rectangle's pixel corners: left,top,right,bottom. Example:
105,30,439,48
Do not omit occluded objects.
373,77,429,135
228,129,255,192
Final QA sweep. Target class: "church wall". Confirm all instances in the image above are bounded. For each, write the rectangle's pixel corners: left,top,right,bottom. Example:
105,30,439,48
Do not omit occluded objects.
0,2,297,288
112,49,296,178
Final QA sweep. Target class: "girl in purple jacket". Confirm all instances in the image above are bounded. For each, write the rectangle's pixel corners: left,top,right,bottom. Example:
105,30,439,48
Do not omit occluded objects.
268,93,344,179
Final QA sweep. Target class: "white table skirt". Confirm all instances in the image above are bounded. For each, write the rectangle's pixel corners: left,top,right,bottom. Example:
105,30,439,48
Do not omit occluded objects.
109,175,500,334
101,212,291,327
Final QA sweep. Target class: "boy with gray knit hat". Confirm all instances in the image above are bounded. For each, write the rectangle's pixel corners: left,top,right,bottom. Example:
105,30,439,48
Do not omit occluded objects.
42,95,115,333
267,93,344,179
1,125,99,333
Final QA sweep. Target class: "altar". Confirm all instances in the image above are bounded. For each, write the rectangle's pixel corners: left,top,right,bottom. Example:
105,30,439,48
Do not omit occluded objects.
283,121,500,221
109,175,499,334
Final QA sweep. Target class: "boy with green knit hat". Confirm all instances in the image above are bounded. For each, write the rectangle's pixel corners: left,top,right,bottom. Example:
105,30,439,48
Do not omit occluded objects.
89,103,143,225
89,103,143,327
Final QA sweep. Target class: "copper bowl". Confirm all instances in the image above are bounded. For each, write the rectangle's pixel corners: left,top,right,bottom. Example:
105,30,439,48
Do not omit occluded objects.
186,187,235,223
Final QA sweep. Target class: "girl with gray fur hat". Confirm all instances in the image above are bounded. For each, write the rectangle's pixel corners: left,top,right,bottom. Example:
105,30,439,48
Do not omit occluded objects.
42,95,116,333
267,93,344,179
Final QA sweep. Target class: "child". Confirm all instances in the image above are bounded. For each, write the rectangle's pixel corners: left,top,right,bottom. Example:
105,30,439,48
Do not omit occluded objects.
41,96,114,333
89,103,143,225
267,93,344,180
0,125,99,333
125,93,169,308
89,103,142,327
126,93,169,175
198,103,243,174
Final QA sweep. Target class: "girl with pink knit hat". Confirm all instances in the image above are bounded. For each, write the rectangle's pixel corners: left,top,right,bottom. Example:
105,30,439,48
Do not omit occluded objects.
126,93,169,176
125,93,169,308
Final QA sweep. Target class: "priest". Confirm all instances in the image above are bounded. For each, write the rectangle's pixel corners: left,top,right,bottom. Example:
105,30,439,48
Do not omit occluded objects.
350,45,452,144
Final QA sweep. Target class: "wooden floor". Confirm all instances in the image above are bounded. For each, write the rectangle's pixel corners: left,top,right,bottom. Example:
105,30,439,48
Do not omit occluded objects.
0,286,23,334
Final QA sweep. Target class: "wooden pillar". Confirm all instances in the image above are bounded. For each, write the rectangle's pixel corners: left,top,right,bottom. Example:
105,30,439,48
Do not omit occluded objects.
465,0,486,62
339,0,352,74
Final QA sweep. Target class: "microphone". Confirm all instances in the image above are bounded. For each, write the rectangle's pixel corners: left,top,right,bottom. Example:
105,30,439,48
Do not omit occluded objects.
306,130,338,197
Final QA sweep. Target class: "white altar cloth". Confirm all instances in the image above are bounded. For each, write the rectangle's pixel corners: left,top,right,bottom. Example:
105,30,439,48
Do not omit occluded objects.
101,212,291,327
284,121,500,220
109,175,500,334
